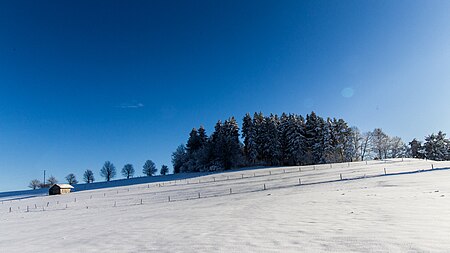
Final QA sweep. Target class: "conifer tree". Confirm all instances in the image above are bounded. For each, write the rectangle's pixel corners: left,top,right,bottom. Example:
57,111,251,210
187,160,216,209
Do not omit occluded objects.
160,165,169,175
242,113,253,161
286,114,306,165
252,112,265,163
424,131,449,161
172,144,188,173
305,112,326,164
262,114,281,165
278,113,291,165
409,138,423,159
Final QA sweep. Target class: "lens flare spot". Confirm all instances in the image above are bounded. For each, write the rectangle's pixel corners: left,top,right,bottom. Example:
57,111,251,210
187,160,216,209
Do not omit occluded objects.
341,87,354,98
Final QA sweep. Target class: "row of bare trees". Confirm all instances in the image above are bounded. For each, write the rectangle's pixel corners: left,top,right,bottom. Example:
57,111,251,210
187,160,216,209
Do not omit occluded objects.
28,160,170,189
352,128,407,161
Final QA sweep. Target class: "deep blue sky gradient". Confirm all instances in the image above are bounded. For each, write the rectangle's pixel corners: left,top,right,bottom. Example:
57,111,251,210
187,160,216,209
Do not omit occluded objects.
1,0,450,191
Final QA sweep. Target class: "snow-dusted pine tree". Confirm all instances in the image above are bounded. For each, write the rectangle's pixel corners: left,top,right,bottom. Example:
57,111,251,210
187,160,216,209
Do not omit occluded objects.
286,114,306,165
305,112,326,164
424,131,449,161
242,113,253,163
262,114,282,165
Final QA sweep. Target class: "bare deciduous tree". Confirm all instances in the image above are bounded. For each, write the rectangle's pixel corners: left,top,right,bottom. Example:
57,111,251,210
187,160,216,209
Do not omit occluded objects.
143,160,157,176
372,128,389,159
121,164,135,179
47,175,58,185
360,131,372,161
83,169,95,183
28,179,41,190
389,136,406,158
65,173,78,185
101,161,116,181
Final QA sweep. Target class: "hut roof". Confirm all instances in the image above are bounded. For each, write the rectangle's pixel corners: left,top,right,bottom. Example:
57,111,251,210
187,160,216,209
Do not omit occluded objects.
52,184,74,189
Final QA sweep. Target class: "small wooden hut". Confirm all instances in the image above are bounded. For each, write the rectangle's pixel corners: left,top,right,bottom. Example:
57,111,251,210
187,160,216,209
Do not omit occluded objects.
49,184,74,195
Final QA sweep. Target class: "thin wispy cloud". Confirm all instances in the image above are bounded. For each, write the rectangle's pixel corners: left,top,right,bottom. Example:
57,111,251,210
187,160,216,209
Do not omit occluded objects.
116,102,144,109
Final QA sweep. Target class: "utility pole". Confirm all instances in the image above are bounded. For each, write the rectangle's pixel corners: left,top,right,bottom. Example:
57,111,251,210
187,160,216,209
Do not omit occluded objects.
43,170,46,187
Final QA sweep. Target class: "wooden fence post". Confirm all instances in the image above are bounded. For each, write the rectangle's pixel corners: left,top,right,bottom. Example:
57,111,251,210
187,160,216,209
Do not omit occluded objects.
340,174,343,180
298,178,301,185
230,188,232,194
263,184,266,190
384,168,386,175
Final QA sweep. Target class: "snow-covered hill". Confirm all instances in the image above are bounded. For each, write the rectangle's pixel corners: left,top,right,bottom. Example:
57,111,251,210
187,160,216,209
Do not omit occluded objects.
1,158,450,252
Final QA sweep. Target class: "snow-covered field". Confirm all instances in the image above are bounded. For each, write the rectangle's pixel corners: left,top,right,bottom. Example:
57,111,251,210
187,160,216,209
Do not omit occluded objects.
1,158,450,252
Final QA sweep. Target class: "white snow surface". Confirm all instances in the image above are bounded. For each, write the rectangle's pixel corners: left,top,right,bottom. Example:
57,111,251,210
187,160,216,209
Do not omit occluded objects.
1,158,450,252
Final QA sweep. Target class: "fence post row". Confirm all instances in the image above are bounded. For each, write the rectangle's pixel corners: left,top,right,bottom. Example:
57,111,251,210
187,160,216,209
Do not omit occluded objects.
7,161,438,213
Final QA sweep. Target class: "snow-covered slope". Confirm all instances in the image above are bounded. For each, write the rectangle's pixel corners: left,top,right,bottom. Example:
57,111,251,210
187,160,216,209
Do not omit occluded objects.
1,158,450,252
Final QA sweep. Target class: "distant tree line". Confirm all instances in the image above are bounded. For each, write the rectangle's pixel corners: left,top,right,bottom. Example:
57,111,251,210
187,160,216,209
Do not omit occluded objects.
172,111,450,173
28,111,450,188
28,160,169,189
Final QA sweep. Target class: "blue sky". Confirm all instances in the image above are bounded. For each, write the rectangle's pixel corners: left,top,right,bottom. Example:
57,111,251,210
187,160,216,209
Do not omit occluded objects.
0,0,449,191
